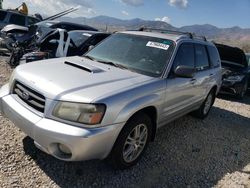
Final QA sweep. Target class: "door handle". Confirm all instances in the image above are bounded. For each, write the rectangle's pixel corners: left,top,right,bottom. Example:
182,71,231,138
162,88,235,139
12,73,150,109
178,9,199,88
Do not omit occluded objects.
209,73,214,77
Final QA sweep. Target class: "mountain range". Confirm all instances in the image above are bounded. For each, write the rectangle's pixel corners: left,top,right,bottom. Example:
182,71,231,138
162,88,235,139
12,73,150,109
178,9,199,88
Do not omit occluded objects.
60,15,250,52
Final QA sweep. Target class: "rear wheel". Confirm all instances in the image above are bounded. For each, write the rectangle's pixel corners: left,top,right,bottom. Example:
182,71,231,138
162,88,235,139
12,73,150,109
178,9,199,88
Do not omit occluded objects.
109,112,152,169
192,89,215,119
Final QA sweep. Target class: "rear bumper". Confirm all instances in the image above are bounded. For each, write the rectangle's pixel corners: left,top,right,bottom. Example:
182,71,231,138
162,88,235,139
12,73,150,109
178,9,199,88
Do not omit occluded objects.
0,84,124,161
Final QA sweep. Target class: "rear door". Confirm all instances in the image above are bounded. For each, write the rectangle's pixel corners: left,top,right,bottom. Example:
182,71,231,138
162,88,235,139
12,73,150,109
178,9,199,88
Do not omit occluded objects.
193,43,213,100
195,44,219,101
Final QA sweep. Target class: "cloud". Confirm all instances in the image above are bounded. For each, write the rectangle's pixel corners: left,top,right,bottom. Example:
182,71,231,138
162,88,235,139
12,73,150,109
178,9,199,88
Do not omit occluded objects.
121,0,144,7
121,10,129,16
3,0,96,17
168,0,188,8
155,16,171,23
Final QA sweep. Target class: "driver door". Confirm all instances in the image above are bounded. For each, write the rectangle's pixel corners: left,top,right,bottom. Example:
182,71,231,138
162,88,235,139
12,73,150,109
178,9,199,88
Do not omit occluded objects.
159,43,198,124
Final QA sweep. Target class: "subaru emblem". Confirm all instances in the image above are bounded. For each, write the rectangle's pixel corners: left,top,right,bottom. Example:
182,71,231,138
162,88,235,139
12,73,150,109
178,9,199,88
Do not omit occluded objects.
21,91,30,100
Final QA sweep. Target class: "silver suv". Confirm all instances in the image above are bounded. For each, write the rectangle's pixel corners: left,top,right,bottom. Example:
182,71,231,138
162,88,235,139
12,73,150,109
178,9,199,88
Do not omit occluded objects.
0,29,222,169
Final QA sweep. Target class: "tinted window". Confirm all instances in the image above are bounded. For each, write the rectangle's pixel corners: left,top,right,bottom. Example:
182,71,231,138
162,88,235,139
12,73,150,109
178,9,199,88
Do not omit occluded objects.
9,14,25,26
86,33,175,77
69,31,90,47
207,46,220,68
173,43,195,71
195,44,209,71
28,17,39,25
0,11,7,21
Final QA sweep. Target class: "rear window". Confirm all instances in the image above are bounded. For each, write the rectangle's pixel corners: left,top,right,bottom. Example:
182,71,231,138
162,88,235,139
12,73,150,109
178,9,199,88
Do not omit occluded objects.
207,46,220,68
9,14,26,26
0,11,7,21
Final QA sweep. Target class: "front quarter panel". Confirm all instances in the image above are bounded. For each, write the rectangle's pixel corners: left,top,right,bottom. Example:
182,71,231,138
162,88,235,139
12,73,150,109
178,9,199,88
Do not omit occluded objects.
95,79,166,126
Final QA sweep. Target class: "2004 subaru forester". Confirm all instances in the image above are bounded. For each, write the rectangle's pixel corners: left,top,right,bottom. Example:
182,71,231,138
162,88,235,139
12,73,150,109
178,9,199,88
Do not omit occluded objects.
0,29,222,169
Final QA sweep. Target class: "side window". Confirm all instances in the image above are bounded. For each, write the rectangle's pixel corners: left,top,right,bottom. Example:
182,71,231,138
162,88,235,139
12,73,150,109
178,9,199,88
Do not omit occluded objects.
172,43,195,71
9,14,26,26
207,46,221,68
195,44,210,71
0,11,7,21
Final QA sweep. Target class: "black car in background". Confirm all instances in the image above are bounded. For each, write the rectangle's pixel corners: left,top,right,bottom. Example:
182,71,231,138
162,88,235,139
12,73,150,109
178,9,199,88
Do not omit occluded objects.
245,53,250,89
0,9,40,29
36,21,98,32
20,30,110,64
215,43,248,99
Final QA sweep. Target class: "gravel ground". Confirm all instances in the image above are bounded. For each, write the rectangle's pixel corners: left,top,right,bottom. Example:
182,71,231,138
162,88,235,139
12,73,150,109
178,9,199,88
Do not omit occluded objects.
0,58,250,188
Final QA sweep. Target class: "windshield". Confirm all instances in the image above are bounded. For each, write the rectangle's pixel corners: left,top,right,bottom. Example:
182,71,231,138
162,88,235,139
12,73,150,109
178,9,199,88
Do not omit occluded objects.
69,31,91,47
85,33,174,77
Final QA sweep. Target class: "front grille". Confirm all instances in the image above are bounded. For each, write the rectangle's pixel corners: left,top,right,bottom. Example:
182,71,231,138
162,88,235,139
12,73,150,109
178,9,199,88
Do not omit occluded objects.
13,81,46,113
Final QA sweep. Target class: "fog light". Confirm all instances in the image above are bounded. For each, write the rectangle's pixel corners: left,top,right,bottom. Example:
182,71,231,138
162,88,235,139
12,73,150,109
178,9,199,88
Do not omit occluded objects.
58,144,71,154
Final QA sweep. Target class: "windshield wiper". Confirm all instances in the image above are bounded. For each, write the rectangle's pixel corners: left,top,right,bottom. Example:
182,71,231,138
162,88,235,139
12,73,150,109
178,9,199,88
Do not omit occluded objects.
83,55,96,61
83,56,135,72
97,60,130,70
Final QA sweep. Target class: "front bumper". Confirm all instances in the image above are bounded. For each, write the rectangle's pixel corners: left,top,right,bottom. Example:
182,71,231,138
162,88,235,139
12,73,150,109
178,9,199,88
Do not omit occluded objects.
219,80,245,96
0,85,124,161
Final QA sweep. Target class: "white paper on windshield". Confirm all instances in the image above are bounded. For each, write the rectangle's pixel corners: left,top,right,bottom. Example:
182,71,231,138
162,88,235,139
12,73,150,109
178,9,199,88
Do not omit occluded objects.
82,33,92,37
146,41,169,50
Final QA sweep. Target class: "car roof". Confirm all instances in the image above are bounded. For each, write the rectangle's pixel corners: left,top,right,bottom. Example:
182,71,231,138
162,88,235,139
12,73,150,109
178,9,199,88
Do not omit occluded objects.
119,30,214,46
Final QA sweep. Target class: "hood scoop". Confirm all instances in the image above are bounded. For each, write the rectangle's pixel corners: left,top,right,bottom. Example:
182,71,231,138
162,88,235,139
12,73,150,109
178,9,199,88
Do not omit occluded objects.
64,61,104,73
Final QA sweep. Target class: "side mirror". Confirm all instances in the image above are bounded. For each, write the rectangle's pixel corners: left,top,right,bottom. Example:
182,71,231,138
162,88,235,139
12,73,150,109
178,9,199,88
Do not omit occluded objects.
174,65,194,78
88,45,95,51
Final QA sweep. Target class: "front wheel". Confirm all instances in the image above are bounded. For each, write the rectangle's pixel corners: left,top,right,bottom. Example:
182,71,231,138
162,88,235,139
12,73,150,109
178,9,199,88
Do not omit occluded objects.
109,112,152,169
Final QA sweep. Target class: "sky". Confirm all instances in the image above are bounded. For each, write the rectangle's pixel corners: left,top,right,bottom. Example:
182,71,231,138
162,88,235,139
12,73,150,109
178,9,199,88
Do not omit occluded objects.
3,0,250,28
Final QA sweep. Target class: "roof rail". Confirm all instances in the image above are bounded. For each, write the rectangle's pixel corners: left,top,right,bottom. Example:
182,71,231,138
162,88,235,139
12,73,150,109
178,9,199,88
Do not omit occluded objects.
138,27,207,41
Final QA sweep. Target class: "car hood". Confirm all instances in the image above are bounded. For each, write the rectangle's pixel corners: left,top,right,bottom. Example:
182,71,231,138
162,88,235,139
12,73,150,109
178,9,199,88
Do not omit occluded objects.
14,56,155,103
215,43,248,68
1,24,28,33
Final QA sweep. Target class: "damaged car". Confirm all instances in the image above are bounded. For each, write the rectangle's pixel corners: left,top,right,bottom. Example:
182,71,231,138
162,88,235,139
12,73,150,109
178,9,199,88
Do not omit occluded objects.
246,53,250,89
19,30,110,64
215,43,249,99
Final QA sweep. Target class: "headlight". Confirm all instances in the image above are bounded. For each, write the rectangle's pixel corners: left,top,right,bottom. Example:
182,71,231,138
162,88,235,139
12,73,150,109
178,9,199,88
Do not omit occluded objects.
223,75,245,82
52,102,106,125
9,71,15,86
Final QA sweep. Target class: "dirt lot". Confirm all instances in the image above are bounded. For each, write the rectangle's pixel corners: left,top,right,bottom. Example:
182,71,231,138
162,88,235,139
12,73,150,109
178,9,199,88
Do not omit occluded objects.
0,58,250,188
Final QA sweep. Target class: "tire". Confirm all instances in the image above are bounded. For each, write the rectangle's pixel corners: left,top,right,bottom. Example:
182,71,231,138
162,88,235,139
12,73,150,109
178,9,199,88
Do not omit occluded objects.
192,89,216,119
9,52,17,67
236,81,248,99
109,112,152,169
9,50,21,67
